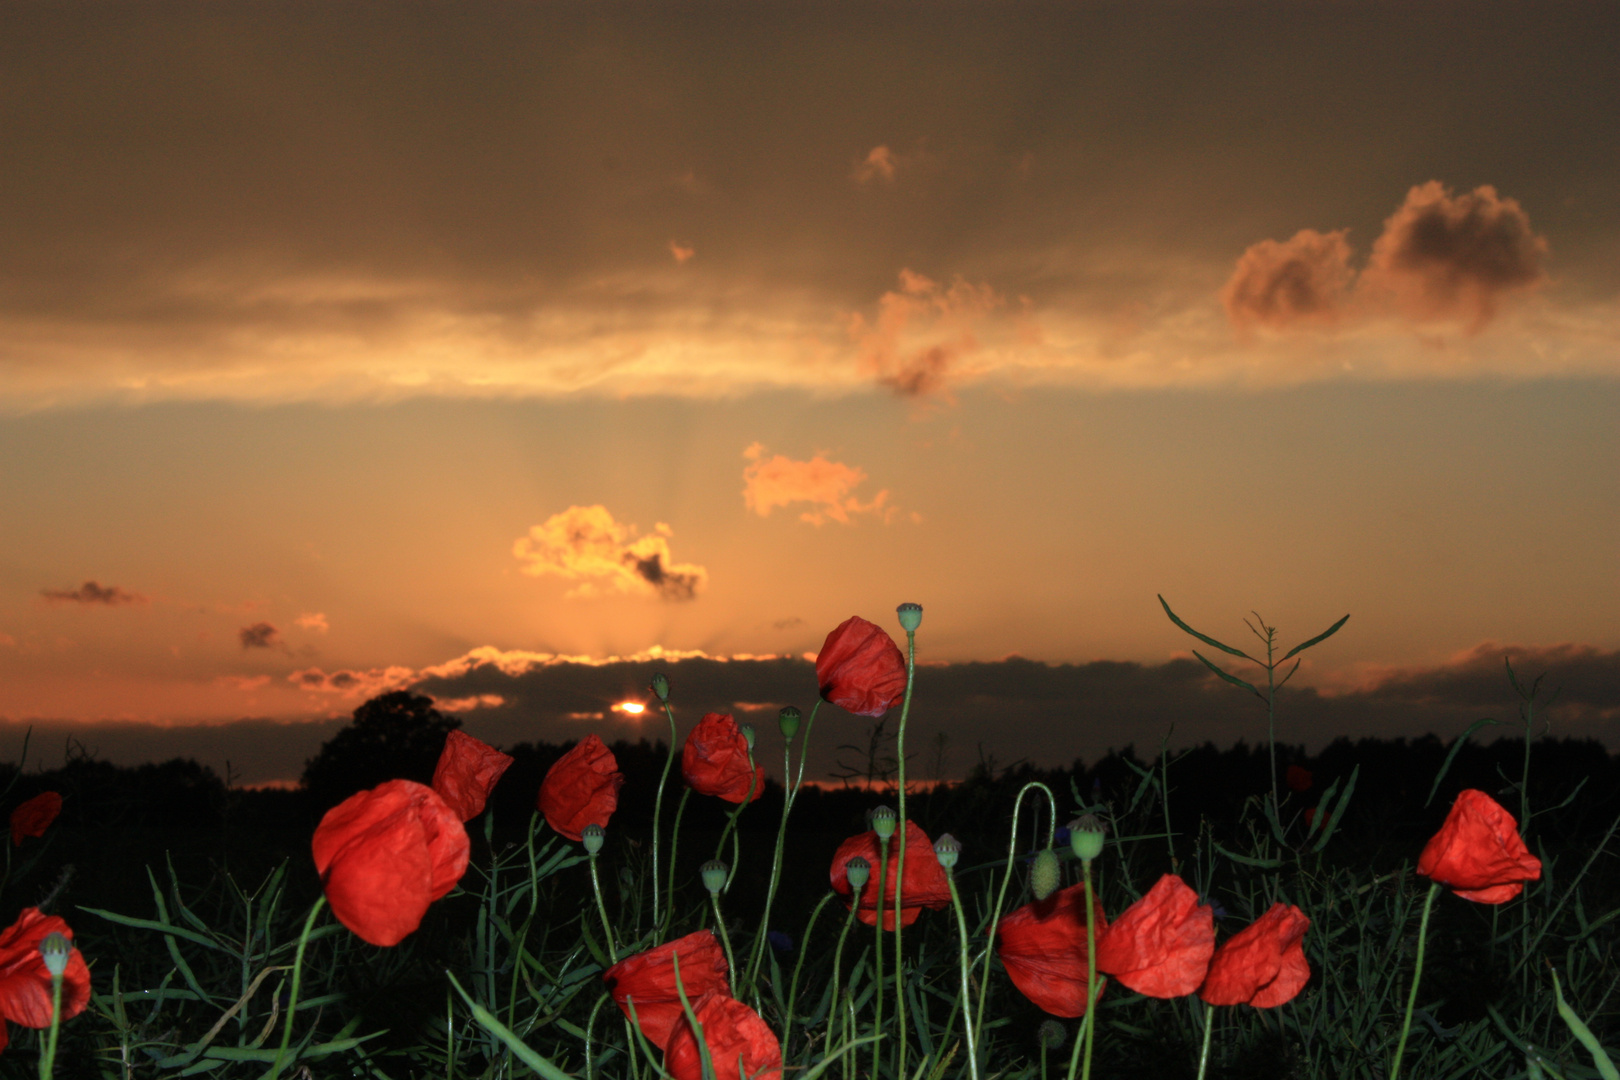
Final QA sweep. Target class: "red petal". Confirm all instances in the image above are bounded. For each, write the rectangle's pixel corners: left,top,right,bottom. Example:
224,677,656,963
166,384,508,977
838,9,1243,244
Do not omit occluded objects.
829,821,952,931
9,792,62,846
0,908,91,1029
602,930,731,1050
995,883,1109,1017
431,730,514,821
1417,789,1541,902
664,993,783,1080
815,617,908,718
538,734,627,840
1198,903,1310,1008
680,715,764,804
1095,874,1214,999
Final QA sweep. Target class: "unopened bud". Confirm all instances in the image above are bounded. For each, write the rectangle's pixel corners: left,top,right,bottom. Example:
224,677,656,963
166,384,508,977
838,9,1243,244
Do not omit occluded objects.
933,833,961,870
650,672,670,702
896,603,923,633
870,805,896,841
701,859,728,895
737,722,756,751
582,823,605,855
777,705,802,741
1037,1019,1067,1050
1068,815,1105,863
845,856,871,890
1030,848,1061,900
39,932,71,978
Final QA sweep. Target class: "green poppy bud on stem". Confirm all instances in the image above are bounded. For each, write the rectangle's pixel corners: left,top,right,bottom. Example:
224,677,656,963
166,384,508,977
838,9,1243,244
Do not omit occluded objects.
581,823,605,855
738,722,756,751
1030,848,1061,900
933,832,962,870
1069,814,1105,862
870,805,897,841
777,705,802,740
39,931,71,977
701,859,728,895
896,603,923,633
650,672,670,702
846,856,871,890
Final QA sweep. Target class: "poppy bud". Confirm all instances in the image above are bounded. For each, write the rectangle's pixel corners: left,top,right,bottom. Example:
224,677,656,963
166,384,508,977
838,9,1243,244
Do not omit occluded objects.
650,672,670,702
701,859,728,895
582,823,605,855
896,602,923,633
1069,815,1105,863
934,833,962,871
871,805,896,841
1037,1019,1067,1050
1031,849,1061,900
777,706,802,740
845,856,871,890
737,722,756,751
38,931,71,978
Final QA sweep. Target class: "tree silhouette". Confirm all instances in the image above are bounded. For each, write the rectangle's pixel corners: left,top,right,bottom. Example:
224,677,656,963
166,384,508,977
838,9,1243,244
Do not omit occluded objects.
301,691,460,812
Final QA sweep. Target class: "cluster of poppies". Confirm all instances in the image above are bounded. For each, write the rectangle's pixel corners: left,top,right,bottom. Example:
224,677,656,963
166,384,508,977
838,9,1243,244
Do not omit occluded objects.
602,931,780,1080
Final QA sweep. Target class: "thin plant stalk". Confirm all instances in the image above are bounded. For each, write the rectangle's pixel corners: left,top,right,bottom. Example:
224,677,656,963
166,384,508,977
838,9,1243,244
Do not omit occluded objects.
973,780,1057,1053
744,736,799,995
38,967,62,1080
710,891,738,991
268,894,327,1080
944,868,981,1080
588,853,617,960
1390,881,1441,1080
663,789,692,937
825,898,863,1062
651,697,679,928
1067,862,1100,1080
871,833,889,1080
783,892,837,1058
1195,1002,1215,1080
892,617,919,1080
584,993,610,1080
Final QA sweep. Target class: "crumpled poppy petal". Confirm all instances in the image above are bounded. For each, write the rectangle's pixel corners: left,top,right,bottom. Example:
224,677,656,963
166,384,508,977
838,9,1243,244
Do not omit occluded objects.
9,792,62,846
681,714,764,804
996,882,1110,1018
431,730,514,822
538,734,626,840
829,820,952,930
664,991,783,1080
1198,903,1310,1008
1417,789,1541,903
603,930,731,1050
1095,874,1215,998
312,779,469,946
0,907,92,1030
815,616,908,718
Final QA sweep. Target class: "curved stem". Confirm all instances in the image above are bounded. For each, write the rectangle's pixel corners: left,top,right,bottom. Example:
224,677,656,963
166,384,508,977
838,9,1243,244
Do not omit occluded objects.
973,780,1057,1052
651,701,679,927
588,854,617,960
661,789,692,939
584,992,610,1080
711,893,737,992
1391,882,1440,1080
783,892,836,1059
746,740,798,996
946,870,981,1080
269,894,326,1080
825,899,862,1064
713,753,758,891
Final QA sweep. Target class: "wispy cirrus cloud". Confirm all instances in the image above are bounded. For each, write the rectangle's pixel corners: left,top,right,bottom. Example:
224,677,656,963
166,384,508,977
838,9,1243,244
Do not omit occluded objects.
512,506,708,601
40,580,147,606
742,442,892,525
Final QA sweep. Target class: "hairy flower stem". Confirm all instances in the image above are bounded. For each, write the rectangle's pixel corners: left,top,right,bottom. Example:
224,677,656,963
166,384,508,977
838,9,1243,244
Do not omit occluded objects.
892,624,918,1080
662,789,692,938
871,834,889,1080
713,757,758,893
38,969,62,1080
269,894,326,1080
1066,863,1100,1080
1195,1002,1215,1080
743,741,796,999
945,870,982,1080
783,892,836,1057
584,992,610,1080
710,893,738,992
588,853,617,960
651,699,679,927
973,780,1057,1053
1390,881,1440,1080
825,900,863,1064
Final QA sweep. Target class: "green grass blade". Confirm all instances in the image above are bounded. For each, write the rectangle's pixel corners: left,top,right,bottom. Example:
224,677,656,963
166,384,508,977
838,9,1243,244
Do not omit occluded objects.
1550,967,1619,1080
1311,764,1359,853
1158,595,1255,660
1280,613,1350,661
446,971,576,1080
1194,651,1263,699
1425,718,1507,807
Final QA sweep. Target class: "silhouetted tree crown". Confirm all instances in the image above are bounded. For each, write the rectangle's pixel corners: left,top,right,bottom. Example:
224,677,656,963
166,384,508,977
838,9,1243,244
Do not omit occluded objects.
300,691,460,811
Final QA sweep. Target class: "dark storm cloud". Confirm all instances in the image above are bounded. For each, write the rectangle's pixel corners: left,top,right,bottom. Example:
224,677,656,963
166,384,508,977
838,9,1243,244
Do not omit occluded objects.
238,622,282,650
39,580,146,606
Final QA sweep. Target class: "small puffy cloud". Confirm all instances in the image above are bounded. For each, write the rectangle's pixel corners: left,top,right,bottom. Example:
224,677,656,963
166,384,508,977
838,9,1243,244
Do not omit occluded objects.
512,505,708,601
40,580,146,606
294,612,329,633
742,442,892,525
669,240,695,264
849,268,1004,399
239,622,282,650
852,145,898,184
289,664,417,698
1220,229,1354,334
1361,181,1548,330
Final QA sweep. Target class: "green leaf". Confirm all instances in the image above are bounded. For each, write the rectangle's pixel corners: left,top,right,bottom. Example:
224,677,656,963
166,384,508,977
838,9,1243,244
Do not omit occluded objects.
1194,651,1264,699
1311,765,1359,853
446,972,575,1080
1425,717,1507,807
1280,613,1350,661
1550,966,1620,1080
1212,842,1283,869
1158,595,1254,660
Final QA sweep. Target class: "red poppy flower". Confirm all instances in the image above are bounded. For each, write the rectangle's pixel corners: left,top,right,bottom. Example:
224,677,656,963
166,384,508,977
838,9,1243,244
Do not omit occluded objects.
311,779,470,947
816,616,908,717
538,733,627,839
9,792,62,846
431,730,514,822
996,882,1110,1017
1285,765,1313,793
1095,874,1215,998
664,991,783,1080
681,714,764,804
829,820,952,930
1198,903,1310,1008
1417,788,1542,903
603,930,732,1050
0,907,92,1054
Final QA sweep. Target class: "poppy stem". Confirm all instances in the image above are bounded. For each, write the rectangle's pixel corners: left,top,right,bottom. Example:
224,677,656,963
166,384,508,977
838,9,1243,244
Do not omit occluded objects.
269,894,326,1080
38,968,62,1080
944,868,982,1080
973,780,1058,1054
1390,880,1440,1080
745,739,799,999
651,699,679,928
583,992,610,1080
662,788,692,939
826,895,863,1064
872,833,888,1080
892,624,917,1080
1195,1002,1214,1080
588,852,617,960
1074,864,1100,1080
709,892,738,992
783,891,837,1058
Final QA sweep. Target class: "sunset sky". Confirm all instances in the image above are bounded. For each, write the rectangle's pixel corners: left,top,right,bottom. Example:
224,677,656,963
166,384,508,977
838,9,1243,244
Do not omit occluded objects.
2,3,1617,785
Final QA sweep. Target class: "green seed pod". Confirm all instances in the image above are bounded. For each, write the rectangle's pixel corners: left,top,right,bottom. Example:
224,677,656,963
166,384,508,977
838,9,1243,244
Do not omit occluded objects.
870,805,897,841
933,832,962,871
701,859,728,895
738,722,756,751
896,602,923,633
38,932,71,978
1030,848,1061,900
650,672,670,702
845,856,871,890
581,823,605,856
777,705,802,741
1069,814,1106,863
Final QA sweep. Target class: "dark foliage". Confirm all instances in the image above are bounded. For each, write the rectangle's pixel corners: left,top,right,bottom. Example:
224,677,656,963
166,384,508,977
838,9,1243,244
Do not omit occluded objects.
299,690,461,812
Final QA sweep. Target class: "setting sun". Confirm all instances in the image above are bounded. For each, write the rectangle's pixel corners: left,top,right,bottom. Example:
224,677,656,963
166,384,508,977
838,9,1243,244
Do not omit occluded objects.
613,701,647,716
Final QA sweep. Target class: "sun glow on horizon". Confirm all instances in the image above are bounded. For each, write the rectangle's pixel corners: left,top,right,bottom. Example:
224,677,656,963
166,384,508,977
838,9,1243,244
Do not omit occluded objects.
612,701,647,716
